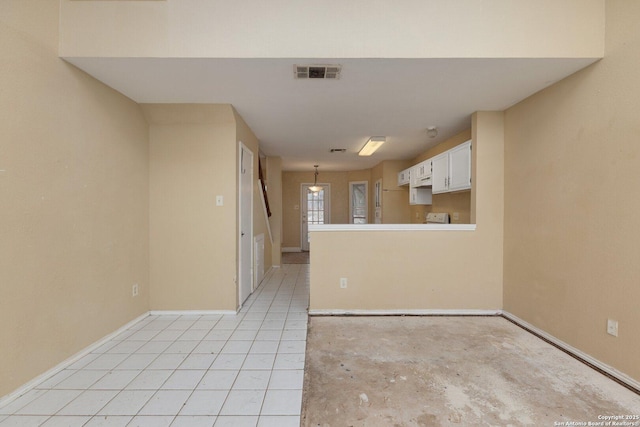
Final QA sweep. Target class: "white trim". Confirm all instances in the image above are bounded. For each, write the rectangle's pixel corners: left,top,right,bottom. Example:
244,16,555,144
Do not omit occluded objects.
309,309,501,316
148,310,237,316
502,311,640,393
282,247,301,253
0,312,149,408
309,224,476,232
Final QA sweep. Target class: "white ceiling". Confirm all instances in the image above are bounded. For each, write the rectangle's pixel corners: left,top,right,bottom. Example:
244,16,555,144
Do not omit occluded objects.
66,56,598,171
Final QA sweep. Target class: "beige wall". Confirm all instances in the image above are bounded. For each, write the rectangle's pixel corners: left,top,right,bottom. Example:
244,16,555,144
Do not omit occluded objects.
503,0,640,382
282,171,352,248
0,0,149,396
410,130,472,224
60,0,604,59
145,105,237,311
310,112,504,311
145,104,269,311
282,168,380,248
380,160,411,224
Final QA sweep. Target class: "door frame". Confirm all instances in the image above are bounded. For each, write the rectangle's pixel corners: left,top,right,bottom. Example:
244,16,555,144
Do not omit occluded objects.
238,142,253,308
300,183,331,251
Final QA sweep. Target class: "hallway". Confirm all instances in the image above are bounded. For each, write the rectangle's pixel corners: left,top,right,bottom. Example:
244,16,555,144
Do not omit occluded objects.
0,264,309,427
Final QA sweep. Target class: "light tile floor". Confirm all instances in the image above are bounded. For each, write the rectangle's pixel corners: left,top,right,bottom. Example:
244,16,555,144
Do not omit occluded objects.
0,264,309,427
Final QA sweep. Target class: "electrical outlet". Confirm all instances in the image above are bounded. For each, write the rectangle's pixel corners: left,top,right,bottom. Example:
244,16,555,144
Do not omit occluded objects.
453,212,459,221
132,284,139,297
340,278,348,289
607,319,618,337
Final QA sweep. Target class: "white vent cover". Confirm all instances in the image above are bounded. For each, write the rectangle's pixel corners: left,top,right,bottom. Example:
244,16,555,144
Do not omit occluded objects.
294,64,342,80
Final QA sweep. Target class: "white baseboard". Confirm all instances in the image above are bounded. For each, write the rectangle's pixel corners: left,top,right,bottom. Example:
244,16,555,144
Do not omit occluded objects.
0,312,150,409
308,309,501,316
502,311,640,393
148,310,237,316
281,247,301,253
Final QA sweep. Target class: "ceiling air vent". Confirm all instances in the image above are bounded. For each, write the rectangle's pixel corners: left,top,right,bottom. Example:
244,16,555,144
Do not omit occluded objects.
330,148,347,153
294,64,342,80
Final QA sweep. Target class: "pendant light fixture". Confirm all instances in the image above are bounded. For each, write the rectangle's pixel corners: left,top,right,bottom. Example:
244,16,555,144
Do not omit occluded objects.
308,165,322,193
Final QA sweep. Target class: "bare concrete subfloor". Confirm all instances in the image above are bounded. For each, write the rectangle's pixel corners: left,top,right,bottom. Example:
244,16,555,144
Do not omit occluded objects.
301,316,640,427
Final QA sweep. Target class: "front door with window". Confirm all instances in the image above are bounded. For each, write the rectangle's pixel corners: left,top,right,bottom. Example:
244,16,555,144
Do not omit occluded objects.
301,184,330,251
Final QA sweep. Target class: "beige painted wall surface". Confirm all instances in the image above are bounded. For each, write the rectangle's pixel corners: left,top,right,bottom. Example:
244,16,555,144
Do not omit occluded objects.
380,160,411,224
0,0,149,397
310,112,504,311
282,171,352,248
503,0,640,382
410,130,472,224
411,191,472,225
146,105,237,311
60,0,604,59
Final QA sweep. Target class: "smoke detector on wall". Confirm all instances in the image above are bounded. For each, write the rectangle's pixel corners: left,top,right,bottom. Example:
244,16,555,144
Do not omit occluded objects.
294,64,342,79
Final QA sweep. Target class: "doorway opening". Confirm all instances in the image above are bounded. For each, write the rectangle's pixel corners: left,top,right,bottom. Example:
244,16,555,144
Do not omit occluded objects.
300,184,330,251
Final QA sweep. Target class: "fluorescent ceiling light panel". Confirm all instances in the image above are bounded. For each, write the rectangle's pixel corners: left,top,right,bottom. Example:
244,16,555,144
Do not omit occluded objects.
358,137,386,156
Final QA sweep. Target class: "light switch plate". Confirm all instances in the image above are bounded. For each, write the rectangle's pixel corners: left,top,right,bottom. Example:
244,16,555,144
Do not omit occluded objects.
216,195,224,206
607,319,618,337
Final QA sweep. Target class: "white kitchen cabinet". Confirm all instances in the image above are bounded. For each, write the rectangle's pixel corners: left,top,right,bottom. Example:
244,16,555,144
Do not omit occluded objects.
431,140,471,194
448,140,472,192
410,187,432,205
411,159,432,187
397,168,411,186
431,152,449,194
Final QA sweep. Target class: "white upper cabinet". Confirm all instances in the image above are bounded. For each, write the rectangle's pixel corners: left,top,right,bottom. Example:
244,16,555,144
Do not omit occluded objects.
448,141,472,192
431,152,449,194
397,168,411,186
411,159,432,187
431,140,472,194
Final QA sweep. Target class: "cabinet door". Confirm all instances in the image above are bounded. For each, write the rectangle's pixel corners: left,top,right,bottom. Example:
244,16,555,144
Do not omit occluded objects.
410,165,420,187
421,159,432,178
397,168,410,186
448,141,471,192
431,152,449,194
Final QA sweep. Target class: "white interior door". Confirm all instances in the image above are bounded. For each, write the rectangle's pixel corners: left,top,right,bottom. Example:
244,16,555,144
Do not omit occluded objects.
301,184,330,251
239,143,253,307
